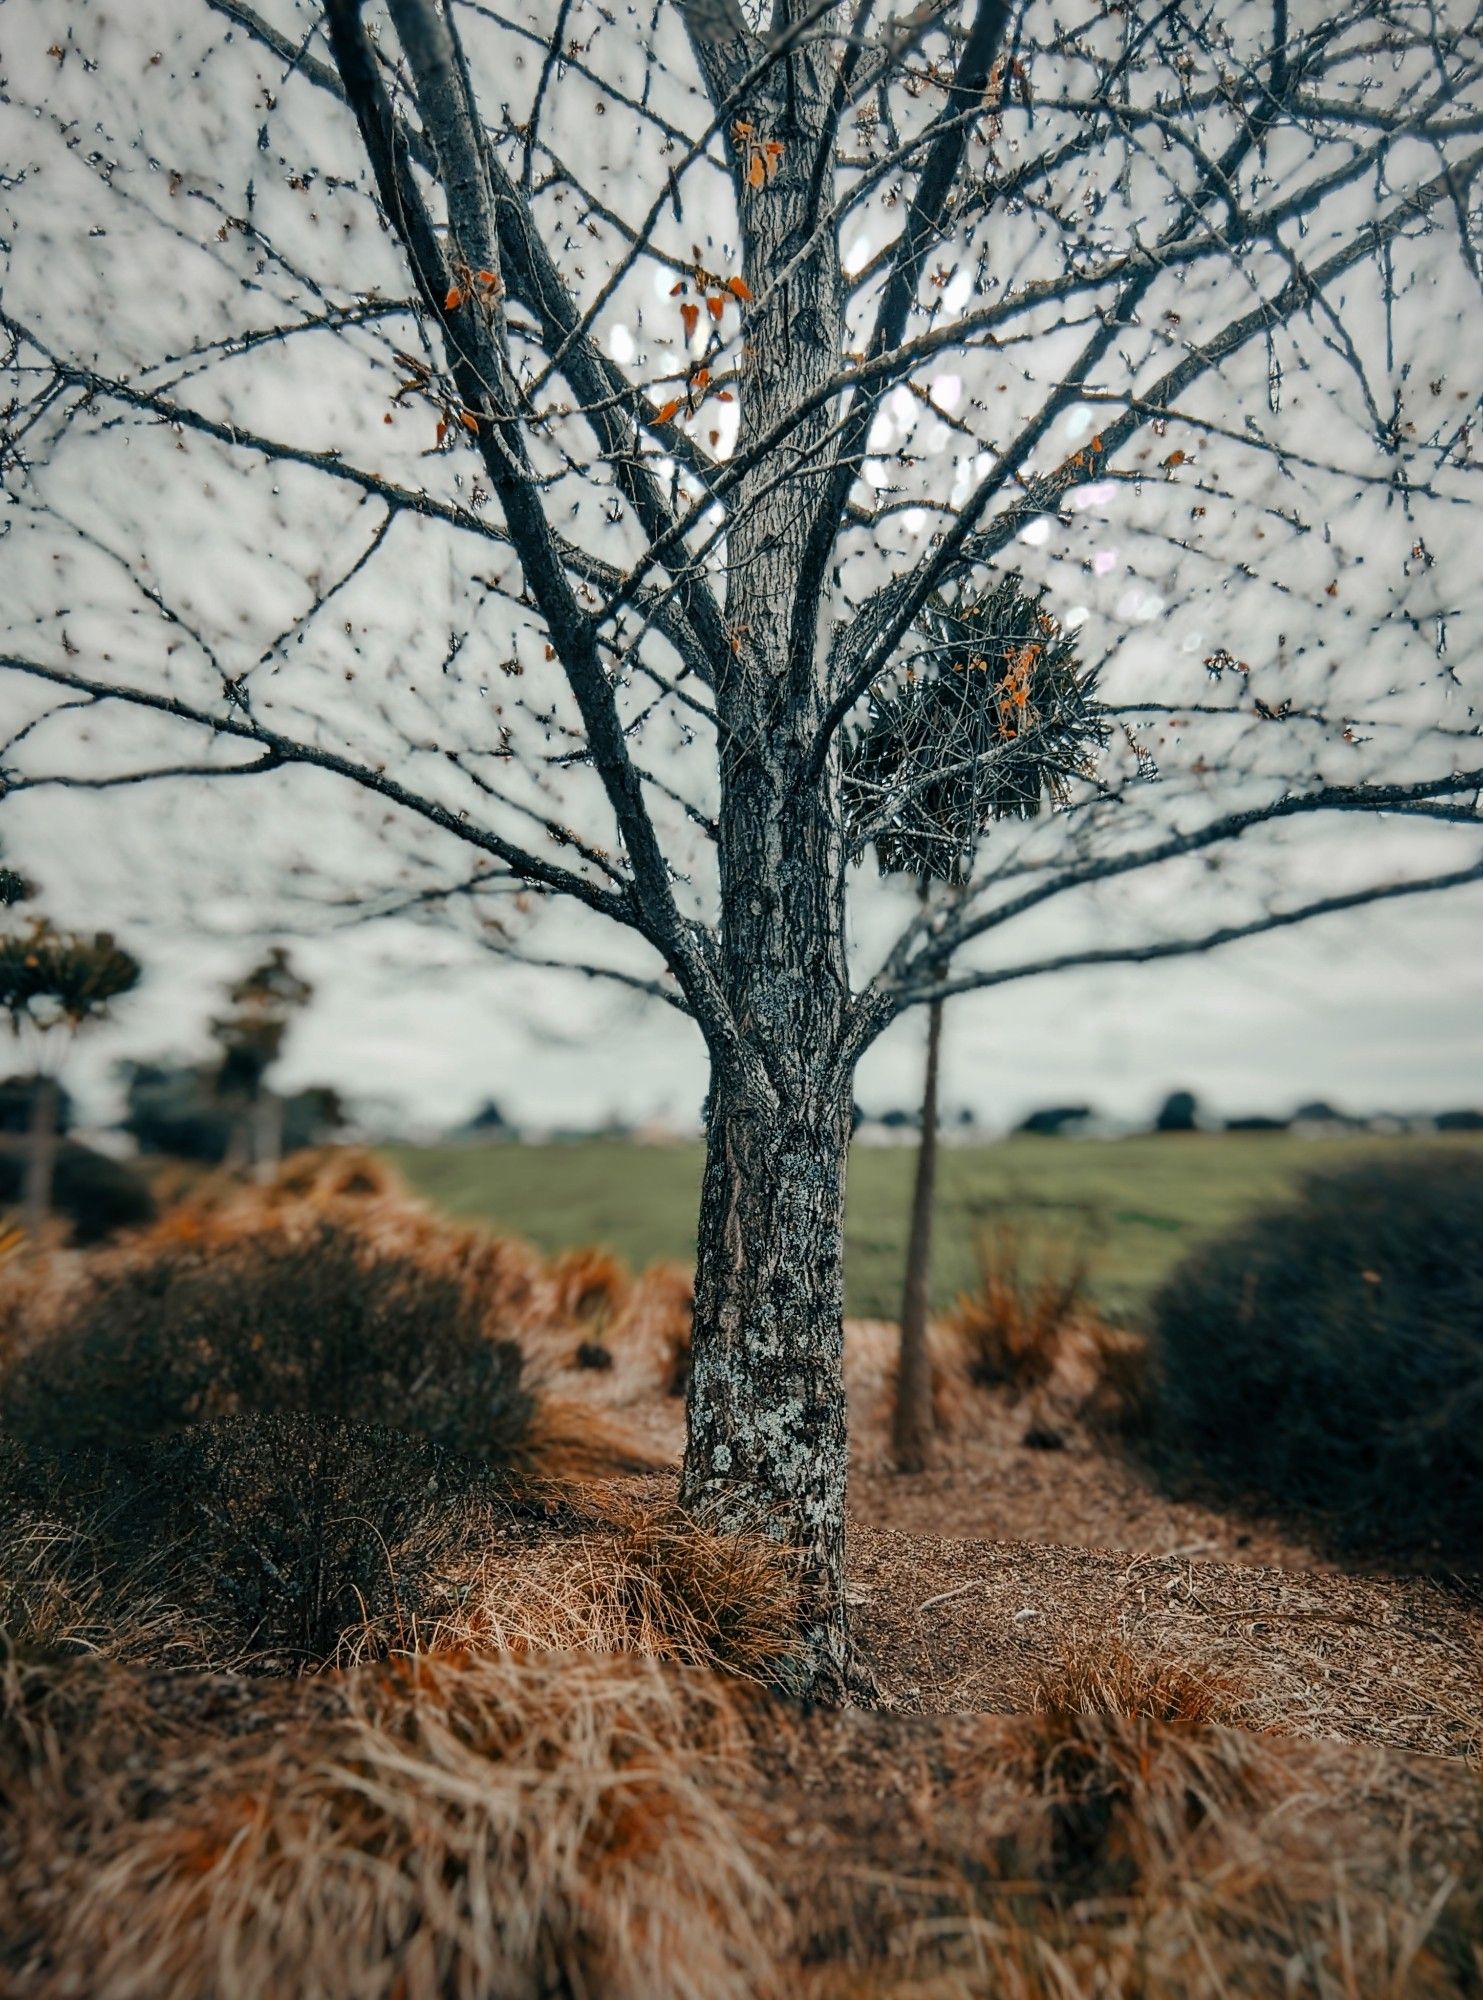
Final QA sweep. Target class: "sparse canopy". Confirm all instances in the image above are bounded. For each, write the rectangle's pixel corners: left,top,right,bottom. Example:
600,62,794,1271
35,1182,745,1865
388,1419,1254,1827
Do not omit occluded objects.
2,0,1481,1691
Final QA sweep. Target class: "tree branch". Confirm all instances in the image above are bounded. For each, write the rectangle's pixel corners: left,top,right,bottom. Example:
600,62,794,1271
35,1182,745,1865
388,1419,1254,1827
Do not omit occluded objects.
0,653,635,926
891,856,1483,1012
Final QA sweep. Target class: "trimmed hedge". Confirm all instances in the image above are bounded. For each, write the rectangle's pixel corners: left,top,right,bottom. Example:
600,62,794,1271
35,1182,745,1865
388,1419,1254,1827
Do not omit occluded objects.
1148,1152,1483,1569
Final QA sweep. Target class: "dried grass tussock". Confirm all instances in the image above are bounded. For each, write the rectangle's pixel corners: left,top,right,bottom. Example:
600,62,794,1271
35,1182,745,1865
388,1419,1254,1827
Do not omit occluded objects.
1,1650,783,2000
3,1153,1482,1997
781,1649,1481,1999
375,1490,801,1684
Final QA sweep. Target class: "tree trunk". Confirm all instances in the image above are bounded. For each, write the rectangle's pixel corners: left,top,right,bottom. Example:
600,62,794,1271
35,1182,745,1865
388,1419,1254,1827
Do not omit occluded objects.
679,37,860,1700
253,1093,284,1183
22,1073,59,1245
682,1064,853,1698
893,991,944,1474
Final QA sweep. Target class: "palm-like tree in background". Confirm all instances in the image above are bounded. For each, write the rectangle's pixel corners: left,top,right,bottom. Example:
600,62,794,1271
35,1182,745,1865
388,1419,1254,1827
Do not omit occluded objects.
0,858,140,1242
844,575,1105,1471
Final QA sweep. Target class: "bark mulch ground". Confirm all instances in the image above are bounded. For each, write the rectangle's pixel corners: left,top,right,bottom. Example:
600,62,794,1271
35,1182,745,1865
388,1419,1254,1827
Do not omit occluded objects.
848,1523,1482,1761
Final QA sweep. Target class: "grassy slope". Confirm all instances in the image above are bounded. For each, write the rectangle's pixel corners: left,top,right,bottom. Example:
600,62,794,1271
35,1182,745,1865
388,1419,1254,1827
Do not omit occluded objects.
388,1130,1482,1320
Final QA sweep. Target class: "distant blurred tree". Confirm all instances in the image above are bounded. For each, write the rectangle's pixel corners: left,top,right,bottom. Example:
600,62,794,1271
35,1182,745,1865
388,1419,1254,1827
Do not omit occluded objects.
1154,1090,1200,1134
211,948,314,1178
0,1073,74,1138
120,1059,342,1166
846,574,1106,1472
0,857,140,1240
1016,1105,1096,1138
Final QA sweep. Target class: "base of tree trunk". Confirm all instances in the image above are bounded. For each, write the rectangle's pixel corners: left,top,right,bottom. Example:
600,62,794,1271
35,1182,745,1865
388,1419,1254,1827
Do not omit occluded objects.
681,1074,858,1702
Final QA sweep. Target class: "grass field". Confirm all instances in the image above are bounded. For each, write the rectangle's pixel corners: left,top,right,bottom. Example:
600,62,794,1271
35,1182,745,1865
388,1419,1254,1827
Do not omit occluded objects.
388,1130,1482,1321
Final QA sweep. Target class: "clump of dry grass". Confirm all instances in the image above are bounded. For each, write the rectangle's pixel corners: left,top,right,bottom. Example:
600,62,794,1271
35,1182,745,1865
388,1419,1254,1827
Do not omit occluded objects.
947,1222,1089,1398
0,1416,525,1675
1076,1318,1156,1437
794,1639,1477,1998
525,1396,669,1483
1017,1634,1273,1896
1,1649,783,2000
1031,1629,1249,1730
605,1258,694,1398
0,1214,538,1472
548,1243,631,1328
361,1492,800,1686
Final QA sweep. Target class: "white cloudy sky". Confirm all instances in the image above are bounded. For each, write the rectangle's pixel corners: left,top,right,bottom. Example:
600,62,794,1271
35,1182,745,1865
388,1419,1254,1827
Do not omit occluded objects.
10,775,1481,1136
2,0,1481,1134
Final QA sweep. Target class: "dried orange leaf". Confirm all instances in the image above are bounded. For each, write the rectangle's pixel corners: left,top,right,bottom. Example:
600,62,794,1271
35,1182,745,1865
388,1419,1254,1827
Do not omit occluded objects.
445,285,465,309
654,397,682,425
726,276,753,302
706,293,725,321
435,418,447,445
747,155,765,188
680,301,700,338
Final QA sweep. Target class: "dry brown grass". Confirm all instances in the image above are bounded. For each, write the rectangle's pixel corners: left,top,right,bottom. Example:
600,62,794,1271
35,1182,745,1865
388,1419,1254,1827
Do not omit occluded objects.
354,1491,801,1686
792,1639,1479,1998
946,1221,1090,1398
1031,1629,1251,1730
547,1243,631,1327
1,1649,783,2000
0,1156,671,1494
1076,1318,1156,1437
599,1257,694,1399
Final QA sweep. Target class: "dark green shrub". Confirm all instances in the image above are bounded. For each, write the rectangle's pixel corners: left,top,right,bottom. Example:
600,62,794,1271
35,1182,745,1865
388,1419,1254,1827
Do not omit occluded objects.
1148,1152,1483,1569
0,1419,511,1672
0,1218,535,1470
0,1140,155,1245
99,1414,507,1670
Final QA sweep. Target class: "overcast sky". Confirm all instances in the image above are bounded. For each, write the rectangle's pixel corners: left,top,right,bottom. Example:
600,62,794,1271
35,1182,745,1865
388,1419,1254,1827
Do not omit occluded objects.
11,780,1481,1136
3,2,1480,1139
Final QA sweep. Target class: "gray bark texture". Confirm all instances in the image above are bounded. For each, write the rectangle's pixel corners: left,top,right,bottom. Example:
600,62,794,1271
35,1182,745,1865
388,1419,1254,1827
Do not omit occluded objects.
678,36,861,1699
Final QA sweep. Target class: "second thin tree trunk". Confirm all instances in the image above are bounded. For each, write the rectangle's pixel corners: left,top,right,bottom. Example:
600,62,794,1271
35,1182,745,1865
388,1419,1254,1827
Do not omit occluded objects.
22,1073,59,1247
892,991,944,1473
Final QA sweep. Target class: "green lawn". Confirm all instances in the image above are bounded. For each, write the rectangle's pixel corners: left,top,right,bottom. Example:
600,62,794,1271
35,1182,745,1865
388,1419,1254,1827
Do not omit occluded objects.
387,1131,1480,1323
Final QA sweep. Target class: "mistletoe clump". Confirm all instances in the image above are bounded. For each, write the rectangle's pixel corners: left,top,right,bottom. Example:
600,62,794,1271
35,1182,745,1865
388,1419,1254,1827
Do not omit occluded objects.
844,572,1109,883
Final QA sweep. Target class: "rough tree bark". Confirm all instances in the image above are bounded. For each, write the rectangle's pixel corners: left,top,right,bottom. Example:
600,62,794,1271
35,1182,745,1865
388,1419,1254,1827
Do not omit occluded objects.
892,989,944,1475
678,24,859,1696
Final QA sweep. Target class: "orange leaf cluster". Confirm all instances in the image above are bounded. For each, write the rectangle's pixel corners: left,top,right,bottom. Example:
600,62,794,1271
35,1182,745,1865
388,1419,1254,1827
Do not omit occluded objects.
731,121,784,188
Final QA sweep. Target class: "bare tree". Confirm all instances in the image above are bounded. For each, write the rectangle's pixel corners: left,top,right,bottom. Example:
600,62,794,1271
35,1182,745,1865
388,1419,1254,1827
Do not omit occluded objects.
0,865,140,1241
212,945,314,1175
2,0,1481,1694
